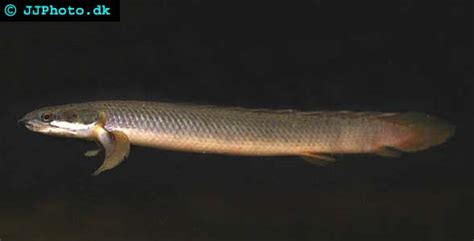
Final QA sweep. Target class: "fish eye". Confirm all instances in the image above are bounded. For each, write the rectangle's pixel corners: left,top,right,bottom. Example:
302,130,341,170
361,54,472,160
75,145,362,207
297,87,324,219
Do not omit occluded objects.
41,112,53,122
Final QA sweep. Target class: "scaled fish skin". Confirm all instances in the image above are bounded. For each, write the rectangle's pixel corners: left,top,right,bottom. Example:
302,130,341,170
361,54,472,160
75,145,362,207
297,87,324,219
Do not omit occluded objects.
19,101,455,175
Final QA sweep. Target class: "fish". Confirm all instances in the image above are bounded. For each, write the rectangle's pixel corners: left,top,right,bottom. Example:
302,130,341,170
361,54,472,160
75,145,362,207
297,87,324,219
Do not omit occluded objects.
19,100,455,175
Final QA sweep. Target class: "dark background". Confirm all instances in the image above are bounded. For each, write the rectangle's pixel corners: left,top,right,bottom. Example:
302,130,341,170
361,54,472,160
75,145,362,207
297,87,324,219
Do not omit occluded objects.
0,0,472,240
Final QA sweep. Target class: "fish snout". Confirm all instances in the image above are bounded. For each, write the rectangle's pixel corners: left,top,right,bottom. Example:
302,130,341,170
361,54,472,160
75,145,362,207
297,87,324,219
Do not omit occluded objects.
18,110,40,123
18,115,28,123
19,111,42,131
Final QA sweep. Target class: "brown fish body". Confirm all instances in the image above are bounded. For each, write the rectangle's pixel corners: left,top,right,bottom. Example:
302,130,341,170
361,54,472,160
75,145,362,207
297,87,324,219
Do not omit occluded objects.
89,101,454,156
21,100,455,174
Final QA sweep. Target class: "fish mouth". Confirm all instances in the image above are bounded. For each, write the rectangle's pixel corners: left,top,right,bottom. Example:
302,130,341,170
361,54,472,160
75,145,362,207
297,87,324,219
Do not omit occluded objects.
20,119,46,132
23,121,39,132
18,113,37,129
24,122,38,131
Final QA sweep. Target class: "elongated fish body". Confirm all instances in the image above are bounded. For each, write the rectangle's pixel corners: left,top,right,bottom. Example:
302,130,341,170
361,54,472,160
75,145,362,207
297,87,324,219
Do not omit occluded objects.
94,102,441,155
20,101,455,175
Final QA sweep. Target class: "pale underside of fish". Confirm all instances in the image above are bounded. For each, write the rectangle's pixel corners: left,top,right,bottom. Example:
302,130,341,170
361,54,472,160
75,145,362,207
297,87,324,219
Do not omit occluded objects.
20,101,455,175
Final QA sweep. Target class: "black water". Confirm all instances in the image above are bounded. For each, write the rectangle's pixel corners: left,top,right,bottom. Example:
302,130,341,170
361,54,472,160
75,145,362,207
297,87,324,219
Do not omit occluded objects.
1,1,473,240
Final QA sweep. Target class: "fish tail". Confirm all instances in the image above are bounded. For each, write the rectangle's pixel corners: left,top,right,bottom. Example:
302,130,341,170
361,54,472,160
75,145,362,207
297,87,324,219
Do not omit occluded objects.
381,112,455,152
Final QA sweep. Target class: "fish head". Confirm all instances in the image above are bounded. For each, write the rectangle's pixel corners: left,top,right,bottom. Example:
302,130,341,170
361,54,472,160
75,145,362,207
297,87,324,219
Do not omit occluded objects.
19,104,100,139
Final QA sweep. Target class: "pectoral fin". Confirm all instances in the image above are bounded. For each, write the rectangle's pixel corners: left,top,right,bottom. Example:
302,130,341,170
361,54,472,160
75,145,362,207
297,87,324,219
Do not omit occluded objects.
93,128,131,176
300,153,336,166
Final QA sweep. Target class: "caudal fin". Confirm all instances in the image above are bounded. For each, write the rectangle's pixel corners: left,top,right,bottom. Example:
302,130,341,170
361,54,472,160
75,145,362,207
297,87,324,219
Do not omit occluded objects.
382,112,455,152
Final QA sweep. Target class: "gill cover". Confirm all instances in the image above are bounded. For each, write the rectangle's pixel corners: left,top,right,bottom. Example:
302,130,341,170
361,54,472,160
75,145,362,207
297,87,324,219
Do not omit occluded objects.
92,112,131,176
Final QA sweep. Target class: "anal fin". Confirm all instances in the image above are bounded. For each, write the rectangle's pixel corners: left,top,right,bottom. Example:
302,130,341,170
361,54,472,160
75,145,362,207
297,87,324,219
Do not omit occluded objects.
300,153,336,166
